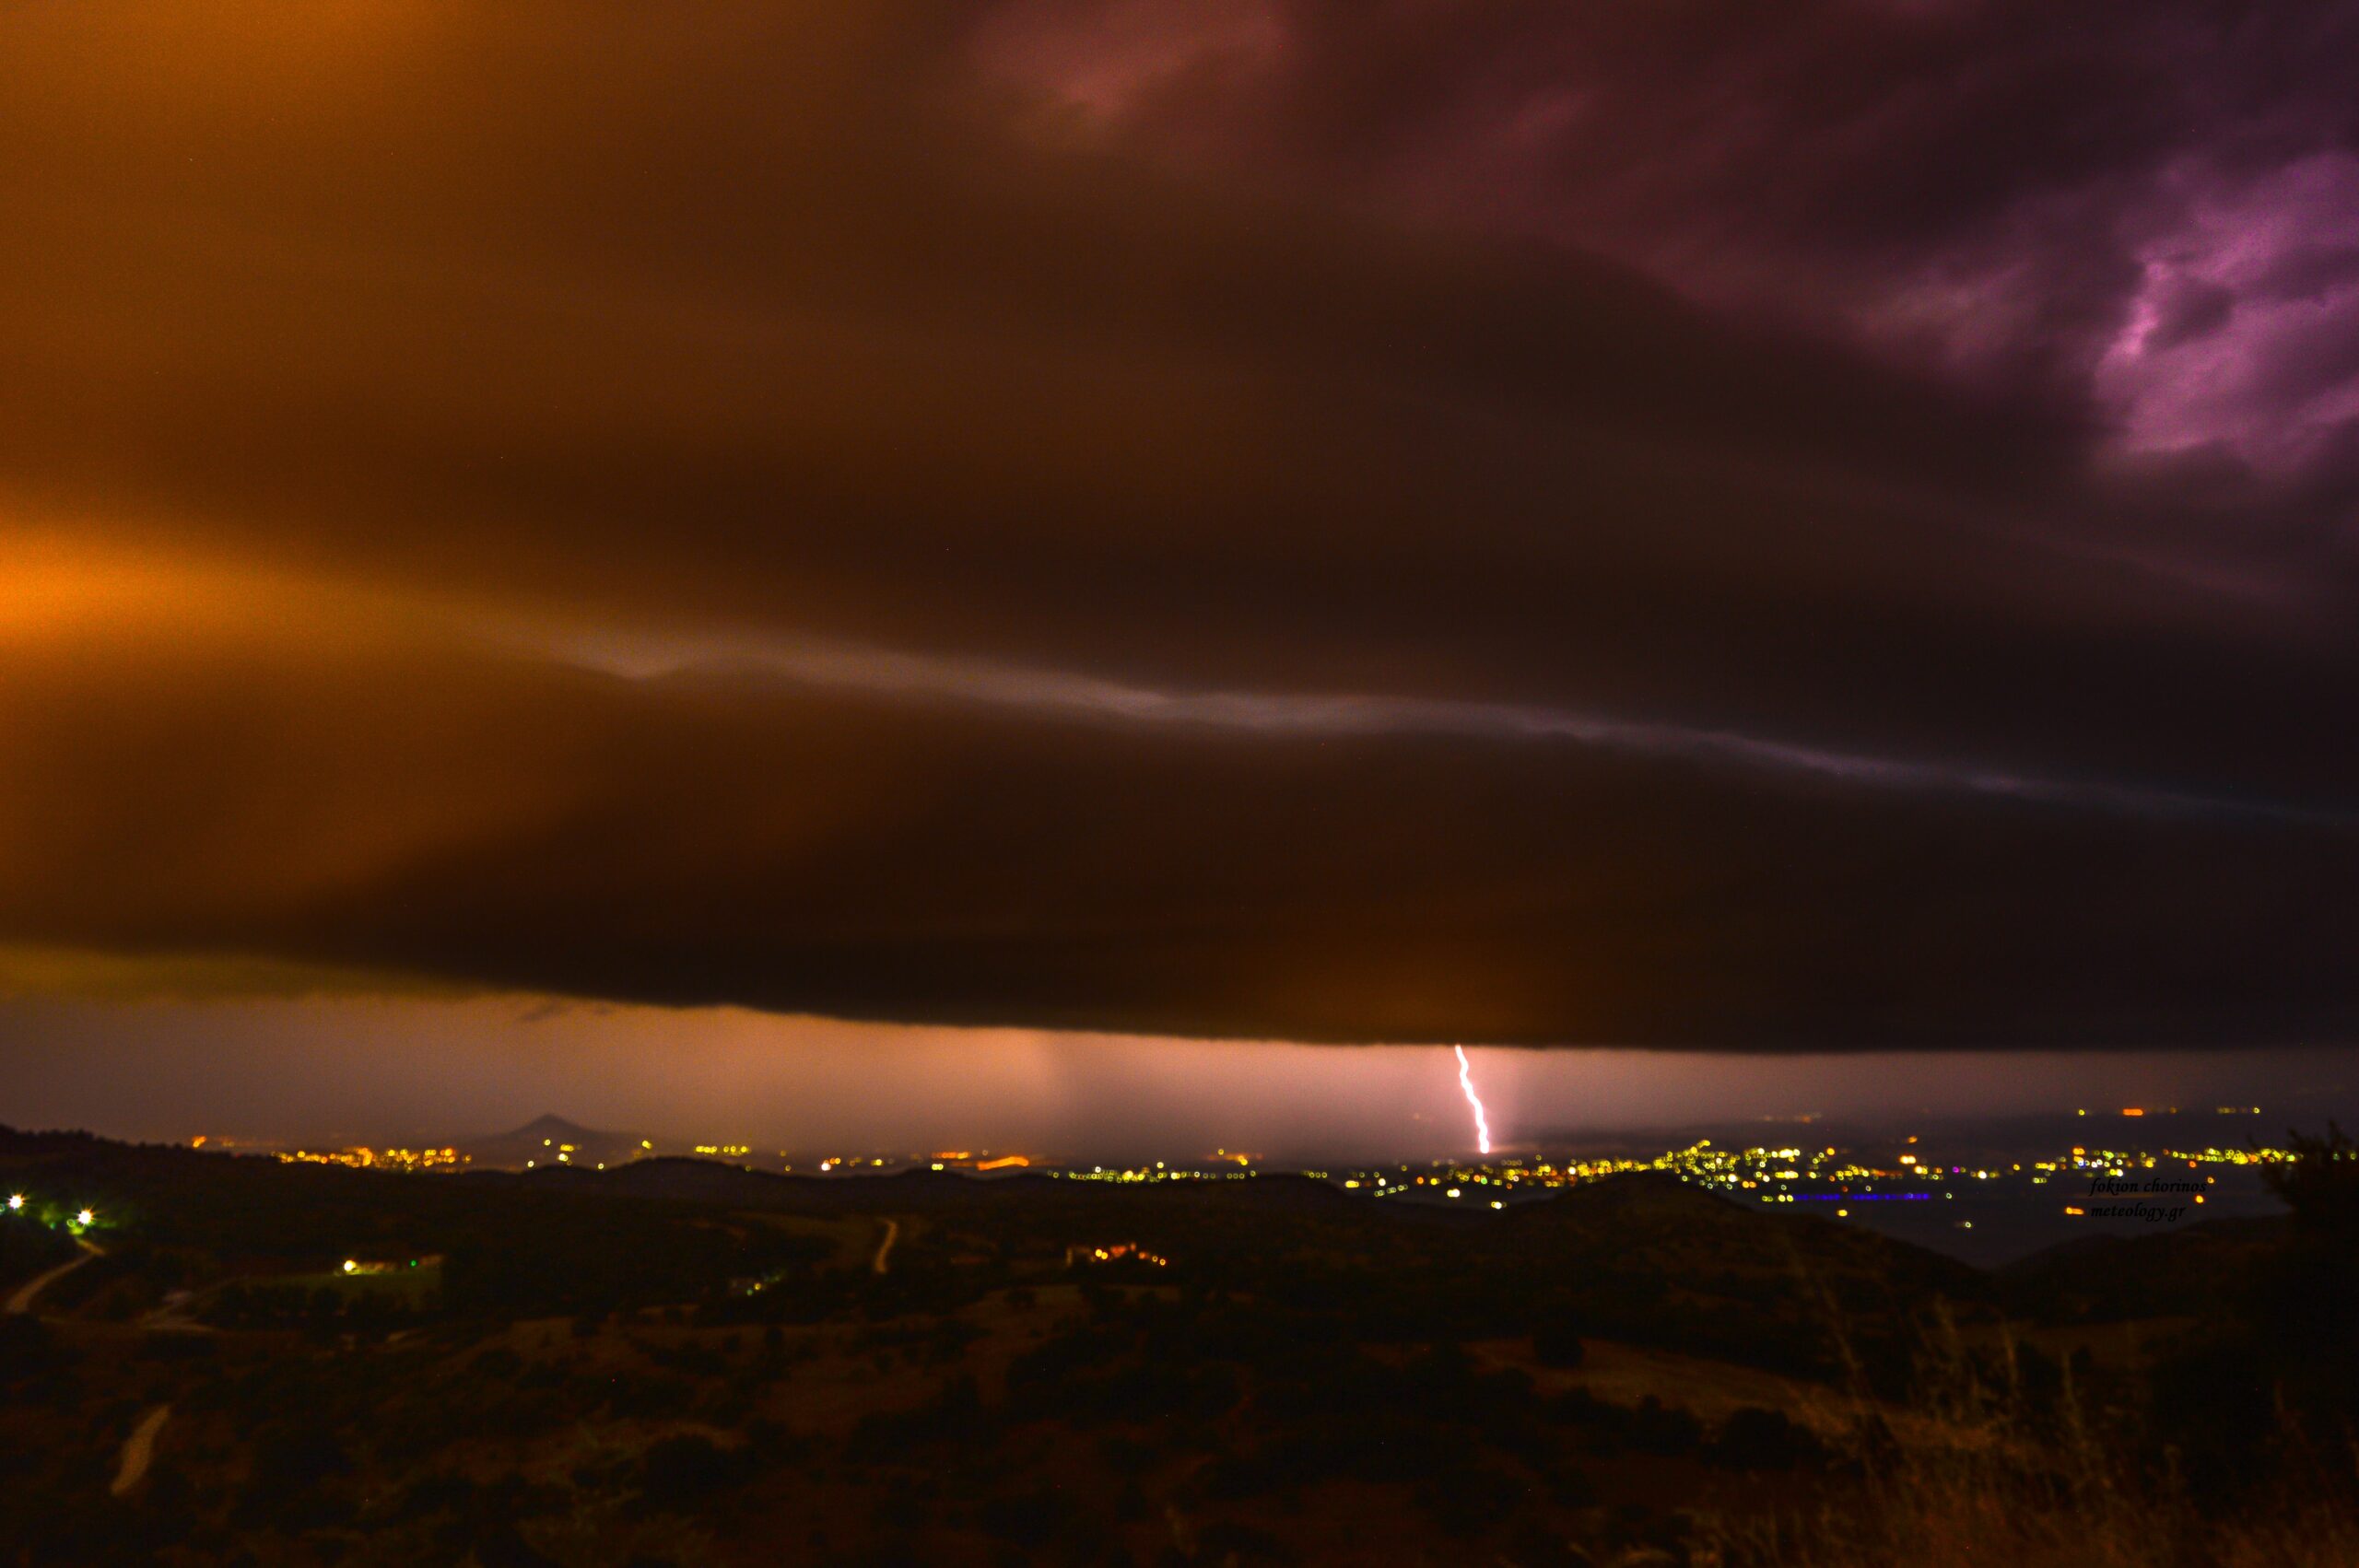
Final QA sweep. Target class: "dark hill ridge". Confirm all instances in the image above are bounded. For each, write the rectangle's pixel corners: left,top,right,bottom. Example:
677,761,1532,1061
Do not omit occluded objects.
470,1155,1975,1381
1515,1170,1984,1291
0,1125,815,1295
496,1156,1374,1222
1997,1213,2291,1323
498,1157,1969,1278
485,1156,1021,1212
0,1124,2253,1357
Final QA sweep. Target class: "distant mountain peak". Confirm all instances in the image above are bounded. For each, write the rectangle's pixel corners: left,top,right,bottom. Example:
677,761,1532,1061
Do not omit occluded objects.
455,1113,658,1169
509,1113,604,1138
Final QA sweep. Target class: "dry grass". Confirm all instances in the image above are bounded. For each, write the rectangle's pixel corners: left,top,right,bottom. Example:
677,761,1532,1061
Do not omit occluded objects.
1713,1300,2359,1568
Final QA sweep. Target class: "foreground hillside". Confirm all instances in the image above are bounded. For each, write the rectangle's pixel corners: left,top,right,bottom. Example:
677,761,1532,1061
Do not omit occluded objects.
0,1126,2352,1567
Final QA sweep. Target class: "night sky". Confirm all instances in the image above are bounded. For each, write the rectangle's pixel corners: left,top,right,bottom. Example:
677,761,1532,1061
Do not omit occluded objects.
3,5,2355,1142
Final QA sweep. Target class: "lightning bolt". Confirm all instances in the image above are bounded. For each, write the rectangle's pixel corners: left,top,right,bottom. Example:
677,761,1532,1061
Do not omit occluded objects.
1453,1045,1492,1155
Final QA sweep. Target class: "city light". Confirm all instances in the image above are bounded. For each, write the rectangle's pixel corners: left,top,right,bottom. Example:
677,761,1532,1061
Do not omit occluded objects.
279,1145,465,1171
1074,1242,1169,1269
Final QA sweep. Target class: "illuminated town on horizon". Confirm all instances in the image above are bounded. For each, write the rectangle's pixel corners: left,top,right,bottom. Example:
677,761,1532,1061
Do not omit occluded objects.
130,1100,2294,1262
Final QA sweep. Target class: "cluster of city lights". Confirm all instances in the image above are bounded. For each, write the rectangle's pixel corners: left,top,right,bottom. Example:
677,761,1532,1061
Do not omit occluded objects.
279,1145,468,1172
1060,1164,1254,1184
192,1097,2302,1238
1316,1133,2291,1217
1070,1242,1170,1269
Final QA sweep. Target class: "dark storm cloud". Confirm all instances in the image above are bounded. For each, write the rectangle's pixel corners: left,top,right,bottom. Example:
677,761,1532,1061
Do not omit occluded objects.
0,2,2353,1044
987,3,2359,343
989,0,2359,509
1,626,2352,1046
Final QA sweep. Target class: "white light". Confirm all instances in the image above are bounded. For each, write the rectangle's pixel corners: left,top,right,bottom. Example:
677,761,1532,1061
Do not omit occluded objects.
1452,1046,1493,1155
342,1259,358,1274
6,1194,19,1211
76,1209,94,1226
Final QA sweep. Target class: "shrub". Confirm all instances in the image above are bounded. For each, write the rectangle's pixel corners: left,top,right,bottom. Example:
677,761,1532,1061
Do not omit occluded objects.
638,1433,746,1507
1533,1317,1588,1369
1708,1405,1822,1470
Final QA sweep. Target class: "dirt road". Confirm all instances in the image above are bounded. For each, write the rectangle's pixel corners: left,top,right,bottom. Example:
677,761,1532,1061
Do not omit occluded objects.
5,1239,103,1316
111,1405,171,1497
